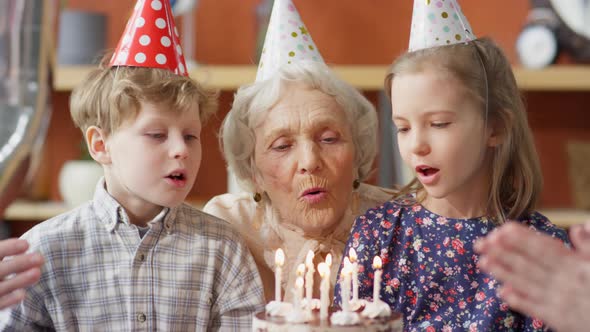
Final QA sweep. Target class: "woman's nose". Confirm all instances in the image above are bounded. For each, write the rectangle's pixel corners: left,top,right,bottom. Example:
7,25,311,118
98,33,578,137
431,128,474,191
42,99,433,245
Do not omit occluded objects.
298,143,321,174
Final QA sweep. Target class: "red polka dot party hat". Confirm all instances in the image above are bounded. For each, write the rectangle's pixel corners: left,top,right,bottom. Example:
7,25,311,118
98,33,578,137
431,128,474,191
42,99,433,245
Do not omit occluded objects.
408,0,476,52
256,0,324,82
110,0,188,76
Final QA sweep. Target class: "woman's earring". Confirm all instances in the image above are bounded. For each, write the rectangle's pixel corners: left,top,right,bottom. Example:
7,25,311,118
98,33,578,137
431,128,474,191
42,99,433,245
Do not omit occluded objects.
351,179,360,215
253,192,262,203
352,179,360,190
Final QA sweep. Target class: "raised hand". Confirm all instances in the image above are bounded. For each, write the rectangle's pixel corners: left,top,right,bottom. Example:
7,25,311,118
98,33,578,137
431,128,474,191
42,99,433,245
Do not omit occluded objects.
0,239,43,309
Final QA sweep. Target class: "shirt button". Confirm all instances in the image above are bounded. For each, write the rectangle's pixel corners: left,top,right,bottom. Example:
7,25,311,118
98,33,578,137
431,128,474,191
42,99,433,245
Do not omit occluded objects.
137,313,146,322
138,253,145,262
165,223,172,230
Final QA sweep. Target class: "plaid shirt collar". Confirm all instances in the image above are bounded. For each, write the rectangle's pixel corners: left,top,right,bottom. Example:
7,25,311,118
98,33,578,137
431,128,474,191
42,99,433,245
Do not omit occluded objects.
91,178,177,234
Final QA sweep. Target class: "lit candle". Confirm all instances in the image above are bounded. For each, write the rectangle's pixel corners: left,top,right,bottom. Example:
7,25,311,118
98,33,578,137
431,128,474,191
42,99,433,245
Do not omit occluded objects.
305,250,315,303
294,276,304,310
296,263,306,278
325,253,332,268
372,256,383,303
318,262,330,320
275,248,285,302
341,257,352,312
349,248,359,303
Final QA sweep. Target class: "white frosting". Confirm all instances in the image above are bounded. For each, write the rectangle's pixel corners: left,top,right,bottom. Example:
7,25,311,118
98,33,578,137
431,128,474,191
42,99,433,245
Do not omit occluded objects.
349,299,367,311
330,311,360,326
361,300,392,319
301,298,321,310
265,301,293,317
286,309,313,323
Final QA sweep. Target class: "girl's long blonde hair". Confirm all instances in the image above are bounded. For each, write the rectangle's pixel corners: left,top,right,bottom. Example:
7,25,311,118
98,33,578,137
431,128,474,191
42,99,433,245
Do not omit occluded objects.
385,37,542,223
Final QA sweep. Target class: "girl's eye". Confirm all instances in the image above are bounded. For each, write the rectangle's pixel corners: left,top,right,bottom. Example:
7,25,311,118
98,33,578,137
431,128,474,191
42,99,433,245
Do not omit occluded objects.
432,122,451,128
396,127,409,134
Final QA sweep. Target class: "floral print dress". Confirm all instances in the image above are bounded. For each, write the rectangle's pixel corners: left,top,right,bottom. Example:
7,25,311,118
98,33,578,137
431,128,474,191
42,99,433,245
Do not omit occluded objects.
334,199,569,332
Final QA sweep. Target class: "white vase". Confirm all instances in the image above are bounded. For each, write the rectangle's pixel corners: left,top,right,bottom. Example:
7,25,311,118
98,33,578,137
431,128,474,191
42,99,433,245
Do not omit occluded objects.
58,160,103,206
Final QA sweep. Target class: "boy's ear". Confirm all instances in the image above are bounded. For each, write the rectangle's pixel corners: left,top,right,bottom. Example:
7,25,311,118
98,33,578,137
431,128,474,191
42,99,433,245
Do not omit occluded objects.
85,126,111,165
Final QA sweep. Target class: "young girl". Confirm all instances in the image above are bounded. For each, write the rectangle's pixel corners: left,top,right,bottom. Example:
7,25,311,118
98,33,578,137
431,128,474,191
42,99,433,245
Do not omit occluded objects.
334,37,569,331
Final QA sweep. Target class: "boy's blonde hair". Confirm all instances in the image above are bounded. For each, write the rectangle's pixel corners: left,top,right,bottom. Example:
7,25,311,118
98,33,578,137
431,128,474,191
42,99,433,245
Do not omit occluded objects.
385,37,541,223
70,55,219,136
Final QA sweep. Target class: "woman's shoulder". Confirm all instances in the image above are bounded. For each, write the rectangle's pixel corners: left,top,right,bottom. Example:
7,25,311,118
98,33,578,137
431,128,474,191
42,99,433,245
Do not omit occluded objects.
203,192,258,226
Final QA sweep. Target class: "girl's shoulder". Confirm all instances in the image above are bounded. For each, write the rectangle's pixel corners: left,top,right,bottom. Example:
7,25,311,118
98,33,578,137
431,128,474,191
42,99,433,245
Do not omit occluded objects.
356,197,420,224
516,211,570,243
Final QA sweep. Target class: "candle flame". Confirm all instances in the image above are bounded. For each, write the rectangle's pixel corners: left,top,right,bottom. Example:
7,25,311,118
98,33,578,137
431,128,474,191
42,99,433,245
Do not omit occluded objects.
341,256,353,275
325,253,332,267
306,250,314,267
373,256,382,269
296,263,306,277
296,276,304,288
318,262,327,277
349,248,357,263
275,248,285,267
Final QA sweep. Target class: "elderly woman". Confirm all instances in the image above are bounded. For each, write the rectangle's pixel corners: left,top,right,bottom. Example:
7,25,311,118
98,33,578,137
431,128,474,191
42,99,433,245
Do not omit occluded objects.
203,60,394,301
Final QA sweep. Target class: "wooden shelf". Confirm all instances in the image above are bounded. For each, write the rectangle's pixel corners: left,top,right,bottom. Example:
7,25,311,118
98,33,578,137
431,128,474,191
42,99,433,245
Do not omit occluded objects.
54,65,590,91
3,199,589,229
3,199,205,222
514,66,590,91
4,200,68,221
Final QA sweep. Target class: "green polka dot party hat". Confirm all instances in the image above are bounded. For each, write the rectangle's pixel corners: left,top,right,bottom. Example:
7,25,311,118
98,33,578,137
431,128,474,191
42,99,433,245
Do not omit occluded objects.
256,0,324,82
408,0,476,52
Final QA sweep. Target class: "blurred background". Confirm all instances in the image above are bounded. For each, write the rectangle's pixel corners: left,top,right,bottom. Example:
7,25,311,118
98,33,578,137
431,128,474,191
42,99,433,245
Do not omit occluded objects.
2,0,589,237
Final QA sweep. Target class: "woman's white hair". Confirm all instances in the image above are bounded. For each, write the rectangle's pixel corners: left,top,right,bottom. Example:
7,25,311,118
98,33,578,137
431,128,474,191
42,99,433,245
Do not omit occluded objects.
220,61,378,192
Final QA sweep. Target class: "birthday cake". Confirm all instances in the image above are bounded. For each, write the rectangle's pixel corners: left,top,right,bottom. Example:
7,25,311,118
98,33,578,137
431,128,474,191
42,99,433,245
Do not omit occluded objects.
252,308,403,332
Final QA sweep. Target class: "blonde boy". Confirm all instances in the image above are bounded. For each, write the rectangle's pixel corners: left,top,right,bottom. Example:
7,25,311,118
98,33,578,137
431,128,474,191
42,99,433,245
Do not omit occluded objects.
0,3,265,327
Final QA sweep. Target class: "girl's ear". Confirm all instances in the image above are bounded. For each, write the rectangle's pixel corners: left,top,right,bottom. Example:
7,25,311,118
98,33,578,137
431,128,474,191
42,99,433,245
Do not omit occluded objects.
487,117,504,148
85,126,111,165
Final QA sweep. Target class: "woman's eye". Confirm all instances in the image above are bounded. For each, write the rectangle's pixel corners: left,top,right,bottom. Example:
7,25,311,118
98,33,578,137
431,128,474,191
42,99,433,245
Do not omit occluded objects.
321,136,338,143
272,144,291,151
432,122,451,128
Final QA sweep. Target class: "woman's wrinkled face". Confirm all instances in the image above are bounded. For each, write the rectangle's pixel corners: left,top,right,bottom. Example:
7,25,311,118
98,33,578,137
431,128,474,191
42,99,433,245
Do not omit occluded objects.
253,82,355,236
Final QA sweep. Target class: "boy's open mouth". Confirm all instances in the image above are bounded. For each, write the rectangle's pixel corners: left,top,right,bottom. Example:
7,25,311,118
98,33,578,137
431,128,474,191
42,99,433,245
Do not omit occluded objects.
166,172,186,181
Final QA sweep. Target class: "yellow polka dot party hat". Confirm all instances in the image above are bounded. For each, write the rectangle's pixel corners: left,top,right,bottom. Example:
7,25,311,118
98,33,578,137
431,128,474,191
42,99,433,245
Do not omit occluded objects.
408,0,476,52
110,0,188,76
256,0,324,82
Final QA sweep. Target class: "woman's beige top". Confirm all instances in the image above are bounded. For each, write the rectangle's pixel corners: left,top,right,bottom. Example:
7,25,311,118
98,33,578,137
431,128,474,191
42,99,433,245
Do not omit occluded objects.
203,183,395,302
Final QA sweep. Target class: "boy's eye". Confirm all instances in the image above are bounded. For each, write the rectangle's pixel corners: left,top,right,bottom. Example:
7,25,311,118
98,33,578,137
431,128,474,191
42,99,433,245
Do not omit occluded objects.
148,133,166,139
185,134,199,141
